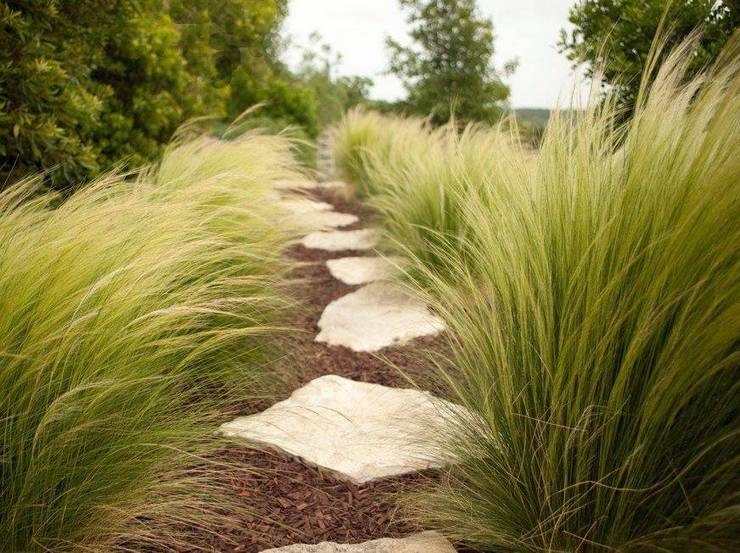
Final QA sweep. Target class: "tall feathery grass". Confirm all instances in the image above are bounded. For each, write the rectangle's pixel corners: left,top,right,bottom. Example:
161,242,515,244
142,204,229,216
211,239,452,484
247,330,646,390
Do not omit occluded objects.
0,131,304,551
333,37,739,551
332,109,525,282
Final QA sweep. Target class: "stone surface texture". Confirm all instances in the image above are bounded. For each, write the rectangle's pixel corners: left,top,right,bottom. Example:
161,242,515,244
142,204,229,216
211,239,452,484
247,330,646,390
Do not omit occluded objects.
220,375,458,484
278,179,350,193
302,229,380,252
326,256,404,285
260,532,455,553
316,282,445,352
298,211,359,229
280,198,334,214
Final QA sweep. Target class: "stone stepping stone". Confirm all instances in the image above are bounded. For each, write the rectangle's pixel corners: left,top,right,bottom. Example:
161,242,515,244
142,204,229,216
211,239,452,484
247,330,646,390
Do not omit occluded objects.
278,180,350,193
280,198,334,214
298,211,359,229
261,532,455,552
316,282,445,352
326,256,405,285
275,198,358,229
220,375,460,484
302,229,380,252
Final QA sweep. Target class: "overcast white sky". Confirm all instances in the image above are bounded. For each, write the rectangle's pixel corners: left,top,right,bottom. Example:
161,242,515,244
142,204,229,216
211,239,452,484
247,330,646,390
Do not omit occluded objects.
283,0,588,109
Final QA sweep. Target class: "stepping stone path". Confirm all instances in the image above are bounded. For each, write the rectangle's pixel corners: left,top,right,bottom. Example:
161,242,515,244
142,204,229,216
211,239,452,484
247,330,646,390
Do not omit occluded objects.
262,532,455,553
302,228,380,252
326,256,405,285
278,196,359,229
316,282,445,352
221,375,458,483
221,170,459,551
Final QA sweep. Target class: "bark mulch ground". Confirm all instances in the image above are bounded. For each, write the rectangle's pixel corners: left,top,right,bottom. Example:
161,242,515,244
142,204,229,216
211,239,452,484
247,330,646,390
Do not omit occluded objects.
215,448,440,552
171,186,455,552
274,185,454,396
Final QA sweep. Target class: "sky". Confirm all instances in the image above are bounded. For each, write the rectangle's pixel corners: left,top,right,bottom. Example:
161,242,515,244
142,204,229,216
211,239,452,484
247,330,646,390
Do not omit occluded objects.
283,0,588,109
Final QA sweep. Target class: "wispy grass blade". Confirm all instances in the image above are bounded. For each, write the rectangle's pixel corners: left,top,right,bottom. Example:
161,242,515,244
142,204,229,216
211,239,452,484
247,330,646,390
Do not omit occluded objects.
334,35,740,552
0,130,303,551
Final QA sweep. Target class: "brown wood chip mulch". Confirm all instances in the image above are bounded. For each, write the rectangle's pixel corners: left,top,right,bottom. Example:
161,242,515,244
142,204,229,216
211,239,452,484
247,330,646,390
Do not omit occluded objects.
145,185,456,552
273,186,453,397
216,448,440,552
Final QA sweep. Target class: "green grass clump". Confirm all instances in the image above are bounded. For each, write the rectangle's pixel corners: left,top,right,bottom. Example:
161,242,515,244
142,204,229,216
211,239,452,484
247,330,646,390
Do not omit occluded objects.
334,38,740,551
0,131,303,551
333,109,524,282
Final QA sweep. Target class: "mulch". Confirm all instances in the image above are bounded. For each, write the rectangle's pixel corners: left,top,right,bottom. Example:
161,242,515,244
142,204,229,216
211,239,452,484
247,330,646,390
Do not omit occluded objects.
151,185,457,552
274,186,453,396
214,448,441,552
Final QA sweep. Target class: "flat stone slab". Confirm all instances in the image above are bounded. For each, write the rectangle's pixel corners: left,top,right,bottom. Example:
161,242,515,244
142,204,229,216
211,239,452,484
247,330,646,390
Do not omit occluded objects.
302,229,380,252
278,180,351,193
316,282,445,352
280,198,334,214
298,211,359,229
326,256,405,285
261,532,455,553
220,375,459,484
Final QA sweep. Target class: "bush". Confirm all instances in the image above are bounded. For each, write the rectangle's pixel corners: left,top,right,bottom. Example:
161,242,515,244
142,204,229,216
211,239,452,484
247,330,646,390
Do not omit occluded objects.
0,130,305,551
334,37,739,551
0,0,316,191
561,0,739,114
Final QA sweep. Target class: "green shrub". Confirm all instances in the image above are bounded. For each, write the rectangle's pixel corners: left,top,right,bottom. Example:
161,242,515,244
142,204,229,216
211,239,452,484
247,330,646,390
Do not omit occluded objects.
0,131,303,551
561,0,739,114
0,0,316,191
335,37,740,551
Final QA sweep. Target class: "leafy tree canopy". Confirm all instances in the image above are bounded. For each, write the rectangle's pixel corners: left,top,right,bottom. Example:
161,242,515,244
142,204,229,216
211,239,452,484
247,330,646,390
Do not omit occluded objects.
387,0,513,125
0,0,318,190
560,0,740,112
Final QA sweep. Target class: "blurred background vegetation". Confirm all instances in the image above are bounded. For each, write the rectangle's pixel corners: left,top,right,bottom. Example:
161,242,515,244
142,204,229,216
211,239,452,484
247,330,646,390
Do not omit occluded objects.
1,0,737,190
0,0,368,190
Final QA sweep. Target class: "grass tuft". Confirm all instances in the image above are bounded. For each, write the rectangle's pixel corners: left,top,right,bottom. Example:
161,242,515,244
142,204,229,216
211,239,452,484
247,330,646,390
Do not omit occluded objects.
0,131,303,551
333,36,740,551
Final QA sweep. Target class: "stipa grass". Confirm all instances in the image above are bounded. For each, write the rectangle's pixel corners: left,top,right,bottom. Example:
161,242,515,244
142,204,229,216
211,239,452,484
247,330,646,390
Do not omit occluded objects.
334,38,740,551
332,109,525,283
0,131,304,551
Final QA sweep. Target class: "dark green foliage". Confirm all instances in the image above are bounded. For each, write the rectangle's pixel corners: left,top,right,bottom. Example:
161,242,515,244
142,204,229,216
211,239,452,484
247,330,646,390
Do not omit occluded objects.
227,66,319,137
387,0,511,125
0,0,318,190
560,0,739,112
0,1,104,187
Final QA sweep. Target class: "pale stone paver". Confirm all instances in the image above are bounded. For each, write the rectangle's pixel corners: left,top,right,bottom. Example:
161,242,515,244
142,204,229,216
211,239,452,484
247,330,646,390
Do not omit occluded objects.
302,229,380,252
297,211,359,229
261,532,455,553
326,256,405,285
278,180,350,194
280,198,334,214
220,376,460,484
316,282,445,352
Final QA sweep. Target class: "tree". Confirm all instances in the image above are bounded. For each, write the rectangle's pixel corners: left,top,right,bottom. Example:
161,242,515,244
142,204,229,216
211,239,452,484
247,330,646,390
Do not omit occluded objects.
560,0,740,112
386,0,512,125
0,0,318,190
